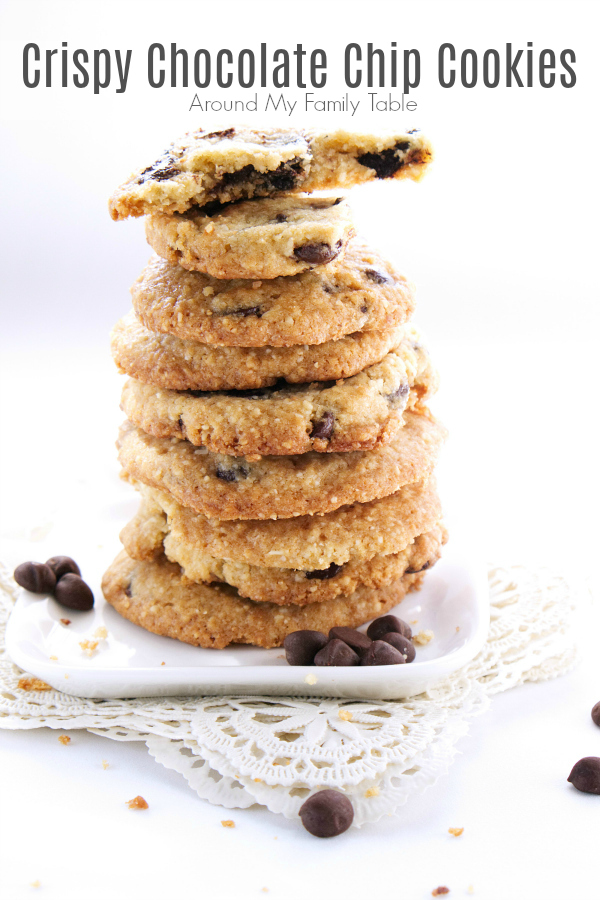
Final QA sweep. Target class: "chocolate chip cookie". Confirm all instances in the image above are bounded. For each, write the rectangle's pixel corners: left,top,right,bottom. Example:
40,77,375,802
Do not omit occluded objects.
117,410,446,520
119,329,437,456
129,477,442,571
101,549,426,649
111,311,404,391
108,126,433,221
145,194,355,279
121,495,446,605
131,243,415,347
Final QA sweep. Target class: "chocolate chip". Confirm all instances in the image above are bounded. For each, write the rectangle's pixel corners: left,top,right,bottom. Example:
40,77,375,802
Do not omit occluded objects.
274,213,287,223
54,574,94,611
592,702,600,727
139,154,180,183
328,627,372,657
299,790,354,838
45,556,81,580
310,412,335,441
215,462,249,482
314,639,360,667
265,159,304,192
125,581,133,598
206,128,236,139
367,614,412,642
294,242,342,265
305,562,342,580
357,142,410,179
386,382,410,406
364,268,389,284
227,306,263,318
406,559,433,574
360,304,369,314
361,640,407,666
380,632,415,663
283,630,328,666
567,757,600,794
14,562,56,595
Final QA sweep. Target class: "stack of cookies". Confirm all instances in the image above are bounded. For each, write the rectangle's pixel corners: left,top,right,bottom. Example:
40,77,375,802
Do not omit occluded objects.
101,126,447,650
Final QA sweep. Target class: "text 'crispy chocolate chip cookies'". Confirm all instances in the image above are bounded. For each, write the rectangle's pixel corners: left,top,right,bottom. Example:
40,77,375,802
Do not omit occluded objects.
104,123,445,650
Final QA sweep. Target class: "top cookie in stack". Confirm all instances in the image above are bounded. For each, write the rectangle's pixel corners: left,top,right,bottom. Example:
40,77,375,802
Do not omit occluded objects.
102,126,445,650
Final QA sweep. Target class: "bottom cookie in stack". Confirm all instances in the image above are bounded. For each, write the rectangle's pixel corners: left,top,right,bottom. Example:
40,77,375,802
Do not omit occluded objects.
102,476,446,649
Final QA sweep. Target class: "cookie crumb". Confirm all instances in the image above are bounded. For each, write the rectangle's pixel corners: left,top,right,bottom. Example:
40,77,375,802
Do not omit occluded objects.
79,639,99,657
339,709,353,721
94,626,108,639
58,735,71,746
432,888,450,897
221,820,235,828
252,281,262,289
467,887,475,895
204,222,215,234
364,785,380,798
414,629,434,646
304,673,318,685
60,618,71,625
455,626,460,633
30,880,41,888
18,676,52,692
160,661,166,666
126,795,148,810
254,778,263,783
410,619,419,625
102,760,109,770
448,826,464,837
261,889,269,893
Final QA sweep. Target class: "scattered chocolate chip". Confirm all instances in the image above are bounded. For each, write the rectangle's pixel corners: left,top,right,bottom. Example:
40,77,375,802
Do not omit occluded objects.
215,462,249,482
360,304,369,314
406,559,433,574
206,128,236,139
14,562,56,595
274,213,287,223
367,614,412,642
357,143,409,179
567,757,600,794
299,790,354,838
45,556,81,580
407,128,420,135
364,268,389,284
266,159,305,192
310,412,335,441
380,632,415,663
314,639,360,667
592,702,600,727
139,154,180,183
361,640,407,666
328,627,372,657
294,242,342,265
306,562,342,580
283,630,328,666
386,382,410,406
228,306,262,318
54,574,94,611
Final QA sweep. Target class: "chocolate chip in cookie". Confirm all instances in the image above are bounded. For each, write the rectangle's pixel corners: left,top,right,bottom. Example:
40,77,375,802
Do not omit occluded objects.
357,142,410,179
310,412,335,441
294,242,342,265
215,461,250,483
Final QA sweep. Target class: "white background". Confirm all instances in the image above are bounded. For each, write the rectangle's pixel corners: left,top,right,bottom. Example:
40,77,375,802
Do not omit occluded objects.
0,1,599,898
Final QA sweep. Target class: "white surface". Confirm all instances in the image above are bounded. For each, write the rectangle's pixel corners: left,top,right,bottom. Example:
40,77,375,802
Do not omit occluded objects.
1,0,599,897
6,549,489,700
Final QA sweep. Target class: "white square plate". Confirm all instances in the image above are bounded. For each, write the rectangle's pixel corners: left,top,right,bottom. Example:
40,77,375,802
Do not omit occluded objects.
6,544,489,700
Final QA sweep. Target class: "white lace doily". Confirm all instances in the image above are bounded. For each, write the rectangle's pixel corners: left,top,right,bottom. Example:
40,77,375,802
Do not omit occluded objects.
0,564,580,826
